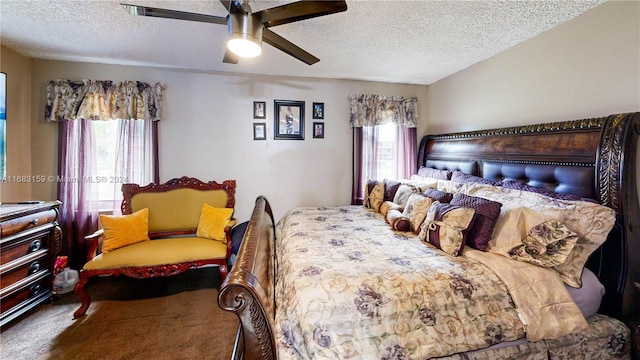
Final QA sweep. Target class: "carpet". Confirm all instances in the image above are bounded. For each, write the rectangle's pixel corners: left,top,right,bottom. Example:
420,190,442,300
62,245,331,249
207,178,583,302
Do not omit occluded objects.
0,268,239,360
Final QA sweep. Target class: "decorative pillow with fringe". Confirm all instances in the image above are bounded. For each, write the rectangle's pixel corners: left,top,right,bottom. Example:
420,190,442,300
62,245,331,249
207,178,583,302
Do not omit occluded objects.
419,202,475,256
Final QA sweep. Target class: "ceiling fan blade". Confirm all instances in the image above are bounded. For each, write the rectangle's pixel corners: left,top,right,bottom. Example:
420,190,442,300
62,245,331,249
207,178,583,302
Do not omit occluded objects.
262,28,319,65
218,0,245,15
255,0,347,28
121,3,227,25
223,49,240,64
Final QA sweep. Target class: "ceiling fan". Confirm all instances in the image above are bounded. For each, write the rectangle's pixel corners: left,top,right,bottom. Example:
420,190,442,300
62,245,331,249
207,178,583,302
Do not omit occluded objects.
121,0,348,65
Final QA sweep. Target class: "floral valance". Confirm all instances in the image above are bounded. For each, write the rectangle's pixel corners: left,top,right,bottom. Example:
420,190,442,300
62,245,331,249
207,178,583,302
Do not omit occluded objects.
45,80,166,122
349,94,418,128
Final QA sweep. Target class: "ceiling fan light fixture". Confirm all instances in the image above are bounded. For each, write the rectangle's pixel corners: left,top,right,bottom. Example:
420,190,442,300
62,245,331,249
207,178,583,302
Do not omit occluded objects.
227,12,263,58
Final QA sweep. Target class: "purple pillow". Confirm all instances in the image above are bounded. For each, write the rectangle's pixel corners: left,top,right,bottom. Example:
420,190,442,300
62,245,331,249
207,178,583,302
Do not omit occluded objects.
417,166,452,180
565,267,605,318
500,180,597,203
424,187,453,203
450,193,502,251
451,170,496,185
384,179,401,202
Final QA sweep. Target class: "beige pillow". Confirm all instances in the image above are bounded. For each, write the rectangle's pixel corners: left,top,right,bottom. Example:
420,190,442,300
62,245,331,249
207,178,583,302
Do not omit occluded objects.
100,208,150,253
393,184,419,208
402,193,434,234
474,184,616,287
385,209,411,232
419,202,475,256
196,203,234,242
380,201,403,217
363,180,385,212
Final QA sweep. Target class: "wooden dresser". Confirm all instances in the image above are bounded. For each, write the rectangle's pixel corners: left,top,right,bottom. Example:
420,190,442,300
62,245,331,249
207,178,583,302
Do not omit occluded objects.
1,201,62,328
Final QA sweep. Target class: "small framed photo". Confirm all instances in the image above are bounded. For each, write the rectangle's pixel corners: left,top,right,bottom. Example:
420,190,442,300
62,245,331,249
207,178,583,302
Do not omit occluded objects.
253,122,266,140
312,102,324,119
253,101,266,119
313,122,324,139
274,100,304,140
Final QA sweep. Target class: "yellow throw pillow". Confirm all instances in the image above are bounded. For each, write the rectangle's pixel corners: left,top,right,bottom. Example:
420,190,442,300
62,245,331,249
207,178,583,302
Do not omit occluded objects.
100,208,150,253
196,204,233,242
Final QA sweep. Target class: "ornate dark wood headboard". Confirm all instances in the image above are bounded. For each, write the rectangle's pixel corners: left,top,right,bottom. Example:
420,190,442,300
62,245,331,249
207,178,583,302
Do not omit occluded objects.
417,112,639,320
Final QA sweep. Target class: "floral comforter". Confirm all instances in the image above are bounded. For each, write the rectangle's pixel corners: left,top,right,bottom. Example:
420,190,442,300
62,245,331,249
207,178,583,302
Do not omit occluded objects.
274,206,532,359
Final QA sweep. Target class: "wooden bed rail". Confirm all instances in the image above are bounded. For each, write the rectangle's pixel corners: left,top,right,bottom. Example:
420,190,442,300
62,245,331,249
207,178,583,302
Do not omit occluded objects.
218,196,277,360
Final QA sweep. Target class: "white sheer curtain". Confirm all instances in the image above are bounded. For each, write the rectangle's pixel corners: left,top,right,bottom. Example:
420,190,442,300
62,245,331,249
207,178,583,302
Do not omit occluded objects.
111,118,156,214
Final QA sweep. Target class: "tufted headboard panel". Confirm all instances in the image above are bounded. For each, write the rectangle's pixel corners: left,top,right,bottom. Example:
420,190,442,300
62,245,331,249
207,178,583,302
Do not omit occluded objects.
425,159,478,175
482,161,595,199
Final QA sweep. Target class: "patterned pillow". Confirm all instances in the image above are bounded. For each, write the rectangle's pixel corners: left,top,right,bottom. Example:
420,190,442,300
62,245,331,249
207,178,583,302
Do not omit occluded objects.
380,201,402,217
402,193,434,234
393,184,420,208
451,170,497,185
450,193,502,251
385,209,411,232
418,202,475,256
508,220,579,267
424,187,453,203
363,180,385,212
471,186,616,287
384,179,402,202
417,166,452,180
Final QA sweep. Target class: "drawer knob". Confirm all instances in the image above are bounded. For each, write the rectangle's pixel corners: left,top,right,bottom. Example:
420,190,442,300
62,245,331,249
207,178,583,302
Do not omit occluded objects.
30,283,42,295
29,240,42,252
30,218,39,226
29,261,41,274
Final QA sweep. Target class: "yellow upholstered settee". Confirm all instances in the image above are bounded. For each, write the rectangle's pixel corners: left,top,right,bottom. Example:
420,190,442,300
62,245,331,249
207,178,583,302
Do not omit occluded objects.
73,177,236,318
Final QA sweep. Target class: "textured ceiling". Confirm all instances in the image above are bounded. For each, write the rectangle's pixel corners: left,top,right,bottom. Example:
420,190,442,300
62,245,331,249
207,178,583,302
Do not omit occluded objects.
0,0,607,85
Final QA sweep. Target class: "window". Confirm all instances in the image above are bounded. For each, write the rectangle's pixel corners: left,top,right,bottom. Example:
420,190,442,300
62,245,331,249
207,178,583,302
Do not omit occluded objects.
349,94,419,205
352,124,417,204
93,120,118,208
48,79,163,268
93,119,153,212
369,123,396,182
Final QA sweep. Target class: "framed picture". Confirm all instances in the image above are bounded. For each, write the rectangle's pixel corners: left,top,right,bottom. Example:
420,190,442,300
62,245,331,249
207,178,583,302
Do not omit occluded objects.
253,122,266,140
312,102,324,119
313,122,324,139
274,100,304,140
253,101,266,119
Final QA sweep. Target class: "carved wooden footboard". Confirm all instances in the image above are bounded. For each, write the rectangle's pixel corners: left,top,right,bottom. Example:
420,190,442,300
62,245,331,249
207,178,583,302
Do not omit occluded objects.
218,196,277,360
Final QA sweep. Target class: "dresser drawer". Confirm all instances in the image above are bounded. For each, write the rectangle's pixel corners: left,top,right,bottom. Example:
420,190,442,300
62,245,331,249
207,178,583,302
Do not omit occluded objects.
0,209,57,238
0,272,50,314
0,201,60,328
0,250,49,290
0,228,51,265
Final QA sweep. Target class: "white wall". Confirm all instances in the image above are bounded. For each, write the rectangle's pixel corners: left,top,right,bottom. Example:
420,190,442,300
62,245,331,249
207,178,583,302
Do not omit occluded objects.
425,0,639,133
29,62,425,221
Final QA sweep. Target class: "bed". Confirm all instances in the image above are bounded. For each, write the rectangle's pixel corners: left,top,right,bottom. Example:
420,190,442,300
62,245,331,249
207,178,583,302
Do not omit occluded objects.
218,112,639,360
